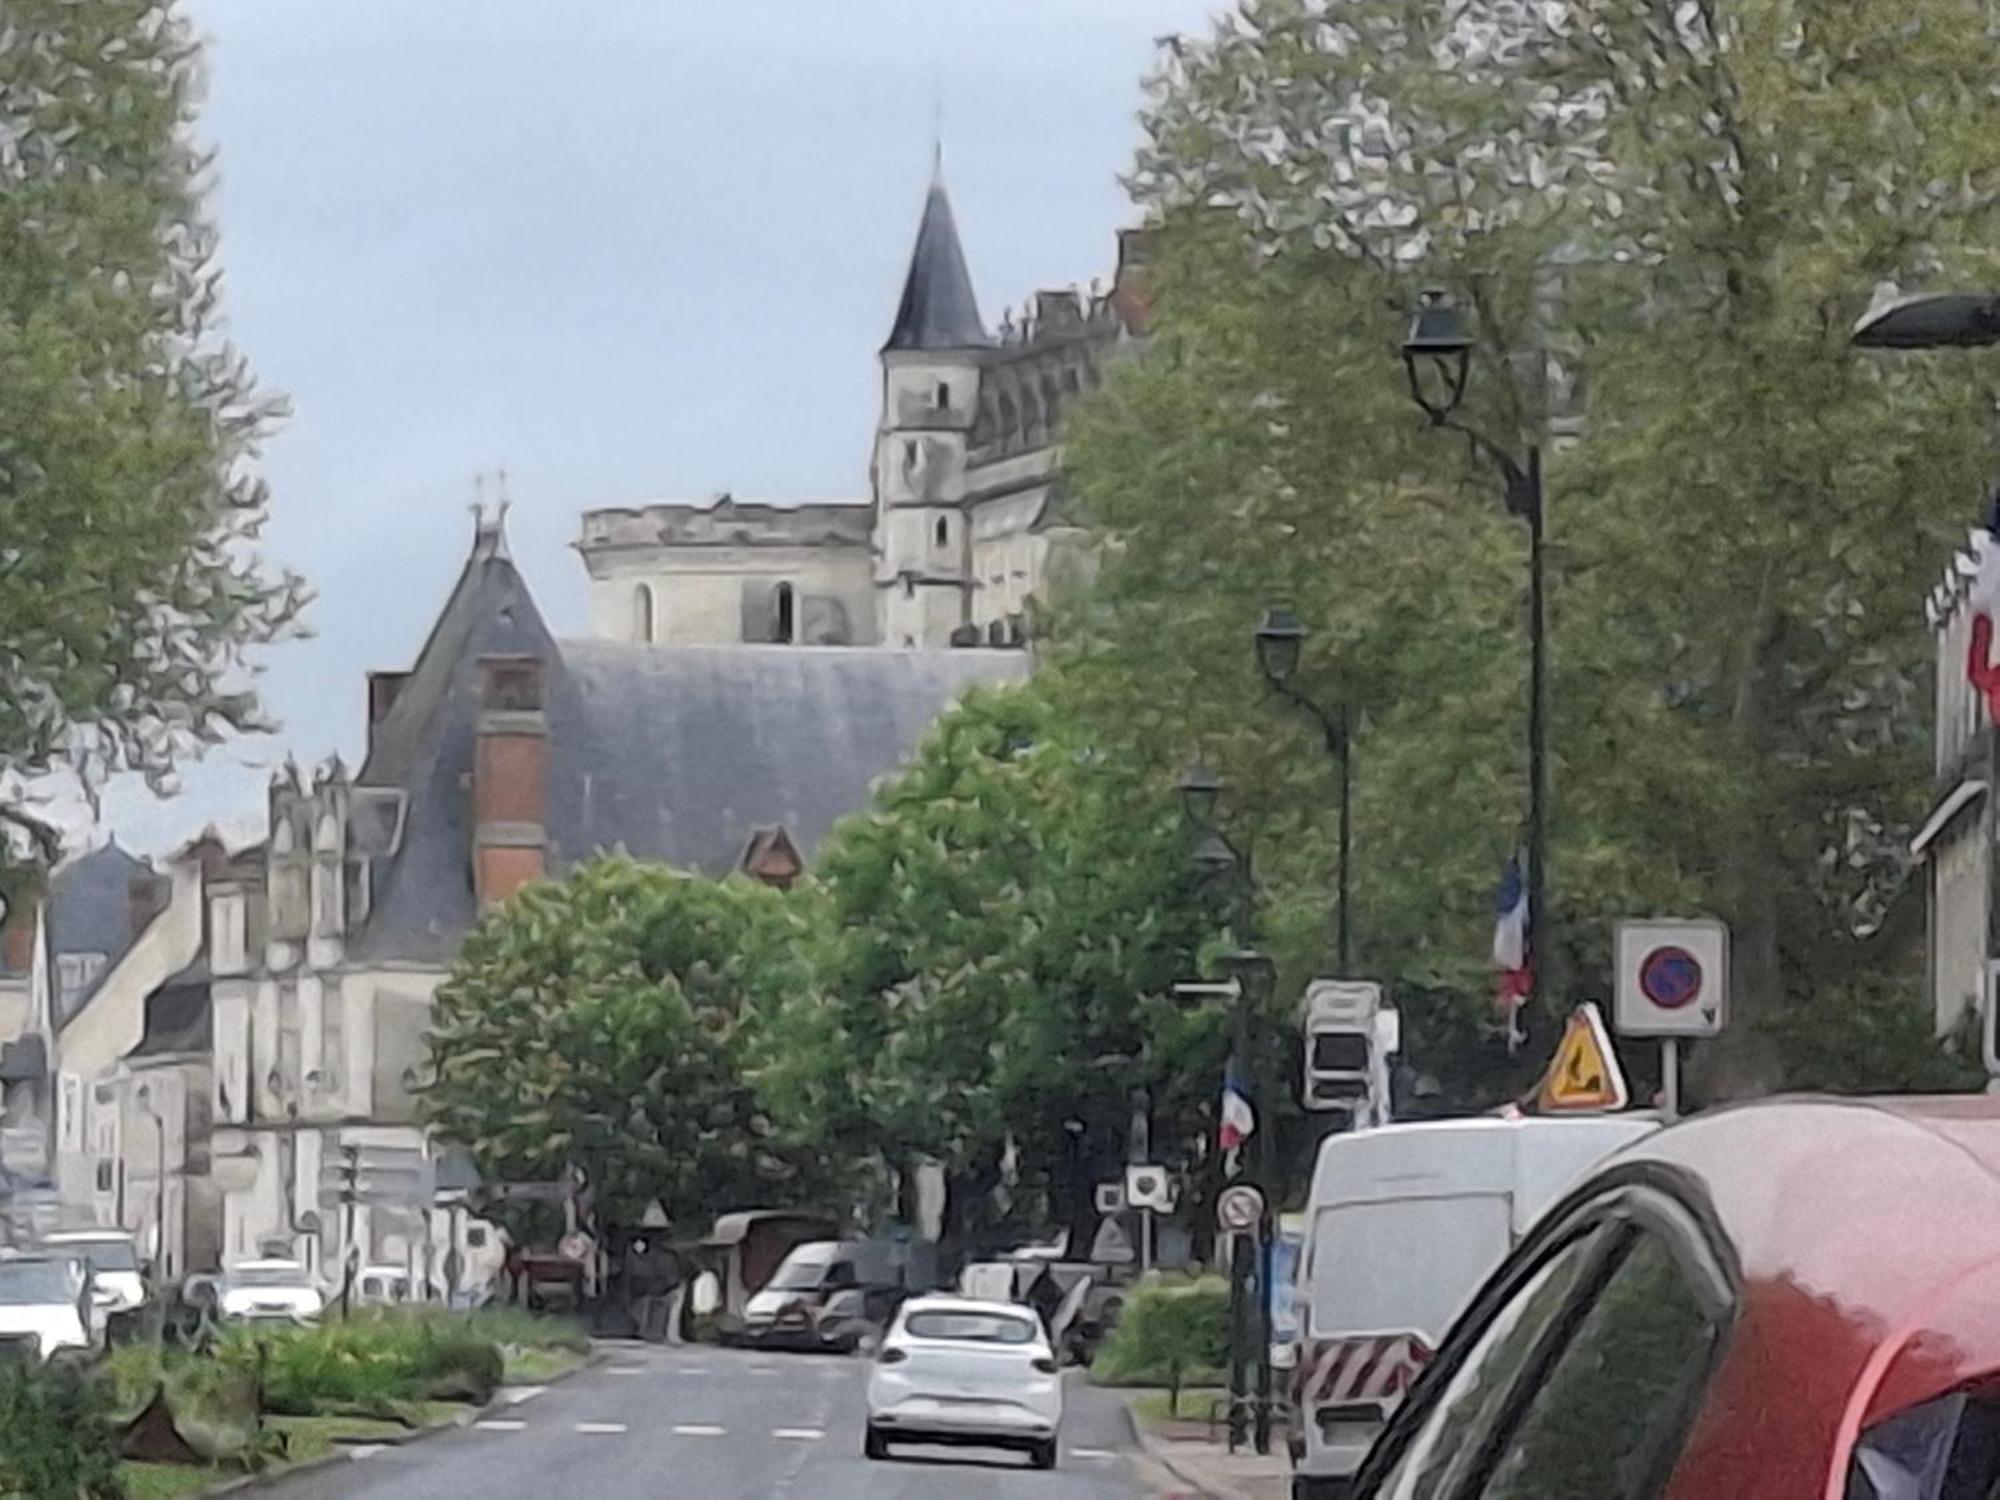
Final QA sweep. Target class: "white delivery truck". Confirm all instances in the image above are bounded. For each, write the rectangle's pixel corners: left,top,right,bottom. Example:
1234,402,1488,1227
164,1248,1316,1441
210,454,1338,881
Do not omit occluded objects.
1287,1114,1659,1499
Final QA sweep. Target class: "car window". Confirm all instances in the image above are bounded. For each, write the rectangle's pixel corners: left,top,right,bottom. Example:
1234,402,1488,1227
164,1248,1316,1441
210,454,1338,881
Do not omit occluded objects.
1374,1226,1612,1500
903,1310,1039,1344
1474,1230,1714,1500
1846,1389,2000,1500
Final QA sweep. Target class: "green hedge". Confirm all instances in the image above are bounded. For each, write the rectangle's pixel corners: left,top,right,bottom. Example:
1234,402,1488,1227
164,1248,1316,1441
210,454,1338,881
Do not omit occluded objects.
1090,1275,1230,1411
251,1317,503,1417
0,1361,122,1498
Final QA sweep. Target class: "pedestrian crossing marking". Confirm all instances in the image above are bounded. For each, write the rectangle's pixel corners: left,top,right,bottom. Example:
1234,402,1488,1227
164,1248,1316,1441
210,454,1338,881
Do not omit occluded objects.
475,1419,526,1432
673,1423,727,1437
575,1422,627,1435
772,1427,824,1441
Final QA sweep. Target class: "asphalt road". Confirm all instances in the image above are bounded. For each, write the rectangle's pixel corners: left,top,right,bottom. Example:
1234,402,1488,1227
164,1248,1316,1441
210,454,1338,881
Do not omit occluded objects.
253,1344,1159,1499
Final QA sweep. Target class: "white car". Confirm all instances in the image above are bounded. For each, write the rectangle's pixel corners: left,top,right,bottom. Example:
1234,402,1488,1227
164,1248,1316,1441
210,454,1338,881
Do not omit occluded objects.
41,1231,146,1318
0,1254,95,1361
218,1259,324,1323
864,1295,1062,1469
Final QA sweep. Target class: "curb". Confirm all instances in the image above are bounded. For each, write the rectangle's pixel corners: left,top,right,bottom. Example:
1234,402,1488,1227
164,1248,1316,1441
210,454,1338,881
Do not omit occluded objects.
1125,1398,1251,1500
195,1345,610,1496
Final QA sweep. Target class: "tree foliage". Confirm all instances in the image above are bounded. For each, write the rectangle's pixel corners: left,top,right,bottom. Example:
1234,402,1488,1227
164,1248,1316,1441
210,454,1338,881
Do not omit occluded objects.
1051,0,2000,1096
0,1,303,850
423,861,842,1230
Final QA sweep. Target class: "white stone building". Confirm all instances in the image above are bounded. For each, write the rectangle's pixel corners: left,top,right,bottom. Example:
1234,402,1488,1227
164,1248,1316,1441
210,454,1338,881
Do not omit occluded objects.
578,170,1149,652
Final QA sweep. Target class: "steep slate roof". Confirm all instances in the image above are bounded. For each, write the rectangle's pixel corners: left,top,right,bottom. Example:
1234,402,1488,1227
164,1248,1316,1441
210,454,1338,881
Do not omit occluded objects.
1,843,164,1023
351,517,1028,964
883,174,990,353
129,965,211,1060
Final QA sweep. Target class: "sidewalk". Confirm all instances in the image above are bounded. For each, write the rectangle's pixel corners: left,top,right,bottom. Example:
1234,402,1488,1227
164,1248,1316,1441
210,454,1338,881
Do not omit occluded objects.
1126,1396,1292,1500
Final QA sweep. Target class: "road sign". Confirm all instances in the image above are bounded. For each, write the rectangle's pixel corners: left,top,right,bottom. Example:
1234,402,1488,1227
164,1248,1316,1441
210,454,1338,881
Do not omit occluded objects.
1094,1181,1126,1215
1615,920,1728,1037
1536,1003,1630,1113
1125,1164,1173,1212
1090,1215,1136,1265
1216,1184,1266,1233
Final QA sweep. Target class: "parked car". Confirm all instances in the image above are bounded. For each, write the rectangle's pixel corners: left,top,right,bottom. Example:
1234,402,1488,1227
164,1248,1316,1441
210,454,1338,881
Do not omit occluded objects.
216,1259,324,1323
1290,1112,1659,1497
41,1229,147,1318
0,1253,95,1361
355,1265,413,1306
1350,1095,2000,1499
740,1239,906,1351
865,1295,1063,1469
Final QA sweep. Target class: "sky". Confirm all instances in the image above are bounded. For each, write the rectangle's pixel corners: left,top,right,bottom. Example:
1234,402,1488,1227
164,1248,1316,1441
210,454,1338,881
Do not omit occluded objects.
74,0,1225,857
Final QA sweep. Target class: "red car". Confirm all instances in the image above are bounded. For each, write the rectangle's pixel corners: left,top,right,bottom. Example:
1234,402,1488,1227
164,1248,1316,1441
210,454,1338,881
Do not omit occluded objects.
1350,1095,2000,1499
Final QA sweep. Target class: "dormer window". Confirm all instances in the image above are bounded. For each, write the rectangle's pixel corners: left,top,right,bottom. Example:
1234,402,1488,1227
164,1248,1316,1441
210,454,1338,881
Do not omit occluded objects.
934,381,951,409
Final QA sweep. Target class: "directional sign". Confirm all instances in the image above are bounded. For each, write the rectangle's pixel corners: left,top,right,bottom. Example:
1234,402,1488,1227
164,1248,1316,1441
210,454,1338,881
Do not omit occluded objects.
1536,1003,1630,1114
1615,920,1729,1038
1216,1184,1266,1233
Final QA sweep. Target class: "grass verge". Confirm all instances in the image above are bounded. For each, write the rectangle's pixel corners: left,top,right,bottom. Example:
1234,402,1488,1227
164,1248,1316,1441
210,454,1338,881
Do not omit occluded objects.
1129,1387,1229,1429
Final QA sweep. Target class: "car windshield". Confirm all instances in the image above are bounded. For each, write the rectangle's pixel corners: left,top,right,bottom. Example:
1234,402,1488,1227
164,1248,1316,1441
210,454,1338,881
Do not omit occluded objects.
767,1250,835,1290
0,1262,77,1306
55,1241,136,1273
227,1266,310,1289
904,1310,1038,1345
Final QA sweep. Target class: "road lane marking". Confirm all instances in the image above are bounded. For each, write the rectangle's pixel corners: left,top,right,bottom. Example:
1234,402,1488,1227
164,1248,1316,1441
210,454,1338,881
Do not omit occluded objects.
673,1423,727,1437
1071,1447,1114,1460
678,1365,710,1375
575,1422,628,1435
348,1444,389,1459
475,1420,526,1432
772,1427,824,1441
499,1385,547,1406
607,1366,645,1375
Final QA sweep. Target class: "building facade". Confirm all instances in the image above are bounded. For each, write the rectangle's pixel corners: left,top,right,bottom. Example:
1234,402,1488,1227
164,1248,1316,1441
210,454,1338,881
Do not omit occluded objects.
578,172,1148,652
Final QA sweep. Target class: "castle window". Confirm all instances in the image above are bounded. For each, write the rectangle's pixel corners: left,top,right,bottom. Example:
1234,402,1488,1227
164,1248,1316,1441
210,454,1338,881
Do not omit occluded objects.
774,582,796,644
935,381,951,409
633,583,656,644
934,517,950,550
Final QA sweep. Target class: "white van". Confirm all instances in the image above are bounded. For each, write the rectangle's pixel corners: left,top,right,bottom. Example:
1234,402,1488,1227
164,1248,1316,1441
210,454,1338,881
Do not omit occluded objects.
1288,1114,1658,1498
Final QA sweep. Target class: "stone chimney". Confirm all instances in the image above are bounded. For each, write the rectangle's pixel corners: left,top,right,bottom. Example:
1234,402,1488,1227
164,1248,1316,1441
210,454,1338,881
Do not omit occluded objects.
367,670,411,757
129,870,170,936
473,654,548,907
1,891,39,973
1112,227,1155,333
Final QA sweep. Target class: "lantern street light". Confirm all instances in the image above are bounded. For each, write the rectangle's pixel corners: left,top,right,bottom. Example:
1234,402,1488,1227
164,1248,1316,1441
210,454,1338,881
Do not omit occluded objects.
1254,607,1354,975
1402,289,1549,1014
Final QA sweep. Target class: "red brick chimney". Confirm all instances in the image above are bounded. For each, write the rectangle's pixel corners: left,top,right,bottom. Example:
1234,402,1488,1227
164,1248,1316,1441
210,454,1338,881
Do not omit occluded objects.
473,655,548,907
1,892,39,973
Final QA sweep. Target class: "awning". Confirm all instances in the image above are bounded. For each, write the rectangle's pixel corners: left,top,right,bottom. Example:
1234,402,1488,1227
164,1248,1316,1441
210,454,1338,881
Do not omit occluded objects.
1911,779,1989,861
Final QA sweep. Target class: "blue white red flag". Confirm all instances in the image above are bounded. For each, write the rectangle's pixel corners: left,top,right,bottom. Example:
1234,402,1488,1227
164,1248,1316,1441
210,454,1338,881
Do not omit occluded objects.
1218,1061,1256,1154
1492,855,1532,1023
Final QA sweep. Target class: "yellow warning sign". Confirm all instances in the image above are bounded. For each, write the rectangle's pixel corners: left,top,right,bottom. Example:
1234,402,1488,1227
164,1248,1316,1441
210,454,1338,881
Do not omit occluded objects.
1536,1003,1630,1113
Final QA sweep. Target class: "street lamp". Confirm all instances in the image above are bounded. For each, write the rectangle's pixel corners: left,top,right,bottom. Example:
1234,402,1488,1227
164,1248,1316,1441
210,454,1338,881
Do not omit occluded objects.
1177,762,1224,829
1402,288,1549,1015
1254,608,1354,975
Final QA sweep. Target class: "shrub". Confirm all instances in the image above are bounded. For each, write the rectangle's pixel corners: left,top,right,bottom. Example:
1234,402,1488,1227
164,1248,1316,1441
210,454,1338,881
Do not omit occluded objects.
245,1316,507,1417
1091,1275,1231,1413
0,1361,122,1498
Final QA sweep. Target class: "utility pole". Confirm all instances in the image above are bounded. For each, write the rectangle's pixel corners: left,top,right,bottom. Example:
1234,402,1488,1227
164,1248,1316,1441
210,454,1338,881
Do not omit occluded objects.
337,1144,360,1319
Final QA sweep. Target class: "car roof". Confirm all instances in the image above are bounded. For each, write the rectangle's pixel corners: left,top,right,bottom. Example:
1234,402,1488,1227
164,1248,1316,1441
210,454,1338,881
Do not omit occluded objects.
899,1294,1041,1322
1588,1096,2000,1444
41,1230,132,1242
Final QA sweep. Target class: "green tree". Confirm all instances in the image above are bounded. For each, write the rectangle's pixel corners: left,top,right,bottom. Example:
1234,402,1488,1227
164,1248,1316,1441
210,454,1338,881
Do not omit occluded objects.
789,683,1232,1243
0,2,303,852
423,861,839,1230
1053,0,1997,1098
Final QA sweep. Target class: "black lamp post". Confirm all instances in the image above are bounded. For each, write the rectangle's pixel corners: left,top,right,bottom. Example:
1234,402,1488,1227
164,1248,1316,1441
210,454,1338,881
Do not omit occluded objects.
1255,607,1354,975
1402,289,1549,1015
1176,765,1277,1455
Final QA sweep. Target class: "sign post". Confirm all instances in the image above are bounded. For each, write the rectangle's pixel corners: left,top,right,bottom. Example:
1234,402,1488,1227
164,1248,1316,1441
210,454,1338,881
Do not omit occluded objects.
1615,919,1729,1120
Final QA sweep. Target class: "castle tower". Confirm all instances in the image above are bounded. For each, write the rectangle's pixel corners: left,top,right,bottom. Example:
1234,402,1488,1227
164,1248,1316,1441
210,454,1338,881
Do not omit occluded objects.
873,168,990,649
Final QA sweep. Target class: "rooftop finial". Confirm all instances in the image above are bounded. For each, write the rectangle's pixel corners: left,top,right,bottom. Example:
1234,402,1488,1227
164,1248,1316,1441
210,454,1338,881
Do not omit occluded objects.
930,75,944,181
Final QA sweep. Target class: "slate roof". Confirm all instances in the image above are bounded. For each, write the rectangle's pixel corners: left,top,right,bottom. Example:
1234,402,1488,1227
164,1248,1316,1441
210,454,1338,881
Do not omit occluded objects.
1,843,163,1024
129,965,211,1060
883,174,991,353
351,517,1029,963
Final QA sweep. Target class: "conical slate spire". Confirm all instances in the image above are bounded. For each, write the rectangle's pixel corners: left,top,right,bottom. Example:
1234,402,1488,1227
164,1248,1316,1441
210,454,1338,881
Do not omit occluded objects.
883,173,990,353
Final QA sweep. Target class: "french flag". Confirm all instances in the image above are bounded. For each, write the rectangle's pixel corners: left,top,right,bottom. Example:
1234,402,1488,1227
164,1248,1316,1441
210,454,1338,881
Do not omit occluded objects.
1492,855,1533,1016
1967,497,2000,719
1218,1060,1256,1154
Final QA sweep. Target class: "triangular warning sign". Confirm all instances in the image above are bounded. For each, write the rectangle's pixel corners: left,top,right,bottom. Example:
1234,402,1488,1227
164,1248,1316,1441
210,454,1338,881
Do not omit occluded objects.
1536,1003,1630,1113
1090,1215,1136,1265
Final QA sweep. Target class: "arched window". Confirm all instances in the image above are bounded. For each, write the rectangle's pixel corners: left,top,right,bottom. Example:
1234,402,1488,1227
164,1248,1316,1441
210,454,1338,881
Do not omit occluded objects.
633,583,656,644
934,516,950,550
774,581,795,644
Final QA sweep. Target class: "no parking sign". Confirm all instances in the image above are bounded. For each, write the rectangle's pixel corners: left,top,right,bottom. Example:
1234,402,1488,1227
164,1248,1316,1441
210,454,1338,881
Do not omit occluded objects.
1614,920,1729,1038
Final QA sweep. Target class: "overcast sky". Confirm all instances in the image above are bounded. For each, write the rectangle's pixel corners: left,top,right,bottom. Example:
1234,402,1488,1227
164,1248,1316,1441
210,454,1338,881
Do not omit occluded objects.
74,0,1222,856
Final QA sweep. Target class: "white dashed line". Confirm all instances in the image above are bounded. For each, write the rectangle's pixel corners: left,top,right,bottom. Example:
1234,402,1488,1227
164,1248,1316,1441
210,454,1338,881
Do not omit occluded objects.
678,1366,711,1376
500,1385,547,1406
575,1422,628,1435
475,1419,526,1433
673,1423,728,1437
1070,1447,1114,1460
772,1427,824,1441
606,1367,646,1376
